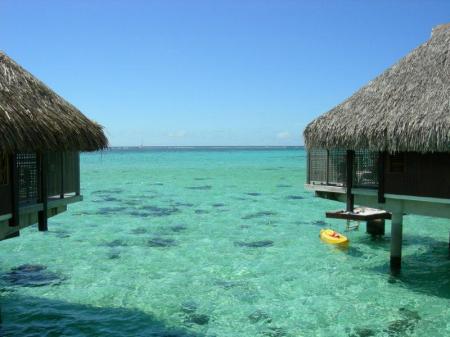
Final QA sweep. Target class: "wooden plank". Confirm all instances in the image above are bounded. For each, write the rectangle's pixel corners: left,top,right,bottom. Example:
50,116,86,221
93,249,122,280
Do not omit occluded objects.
46,152,60,197
38,152,48,231
326,209,392,221
0,154,12,215
8,154,19,227
3,231,20,240
346,150,355,212
306,151,310,184
47,194,82,208
59,151,79,195
75,152,80,196
60,152,64,198
385,152,450,199
378,152,386,203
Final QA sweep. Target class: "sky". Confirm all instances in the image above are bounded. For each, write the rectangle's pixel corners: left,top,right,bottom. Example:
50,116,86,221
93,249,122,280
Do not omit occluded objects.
1,1,449,146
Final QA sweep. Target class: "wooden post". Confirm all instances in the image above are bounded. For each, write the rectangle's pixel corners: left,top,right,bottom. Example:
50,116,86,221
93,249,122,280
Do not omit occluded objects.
390,212,403,272
306,151,310,184
378,152,386,203
60,152,64,199
367,219,385,236
326,150,330,185
346,150,354,212
75,152,80,196
9,154,19,227
38,152,48,231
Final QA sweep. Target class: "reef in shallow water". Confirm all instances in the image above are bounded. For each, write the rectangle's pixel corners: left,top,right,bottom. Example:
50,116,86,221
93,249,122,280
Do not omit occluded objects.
234,240,274,248
347,307,421,337
1,264,65,287
186,185,212,190
286,195,304,200
147,237,177,247
170,224,188,232
248,309,272,324
180,301,210,326
241,211,276,220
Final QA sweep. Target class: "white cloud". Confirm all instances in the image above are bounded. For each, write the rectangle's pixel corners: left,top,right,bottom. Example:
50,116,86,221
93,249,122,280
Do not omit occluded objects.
276,131,291,140
167,130,188,138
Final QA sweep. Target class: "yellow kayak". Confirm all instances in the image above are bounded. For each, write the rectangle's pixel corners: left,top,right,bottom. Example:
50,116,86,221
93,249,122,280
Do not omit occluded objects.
320,229,349,245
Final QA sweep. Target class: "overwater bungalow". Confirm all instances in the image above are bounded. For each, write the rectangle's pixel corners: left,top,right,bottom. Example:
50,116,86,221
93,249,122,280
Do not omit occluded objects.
304,24,450,270
0,51,107,241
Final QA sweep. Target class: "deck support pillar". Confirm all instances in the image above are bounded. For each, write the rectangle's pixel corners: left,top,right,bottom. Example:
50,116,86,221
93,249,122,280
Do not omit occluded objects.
390,212,403,272
377,152,386,203
346,150,355,212
367,219,385,236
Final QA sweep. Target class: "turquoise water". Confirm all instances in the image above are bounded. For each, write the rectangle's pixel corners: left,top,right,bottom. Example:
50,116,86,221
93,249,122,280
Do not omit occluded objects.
0,148,449,337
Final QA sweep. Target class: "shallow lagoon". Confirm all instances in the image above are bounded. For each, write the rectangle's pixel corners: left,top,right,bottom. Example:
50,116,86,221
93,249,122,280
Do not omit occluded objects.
0,148,448,336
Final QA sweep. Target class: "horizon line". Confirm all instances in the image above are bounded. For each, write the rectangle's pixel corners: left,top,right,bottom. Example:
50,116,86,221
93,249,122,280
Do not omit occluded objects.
108,145,305,148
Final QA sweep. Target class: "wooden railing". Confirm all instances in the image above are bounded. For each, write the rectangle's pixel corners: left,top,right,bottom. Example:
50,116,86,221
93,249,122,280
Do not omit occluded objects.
307,149,379,188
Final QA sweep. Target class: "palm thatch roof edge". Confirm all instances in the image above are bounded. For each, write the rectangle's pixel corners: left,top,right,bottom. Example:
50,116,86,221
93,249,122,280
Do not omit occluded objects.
304,24,450,153
0,51,108,153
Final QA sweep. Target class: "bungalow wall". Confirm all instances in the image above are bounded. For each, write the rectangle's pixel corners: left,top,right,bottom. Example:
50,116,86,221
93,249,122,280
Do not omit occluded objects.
0,152,80,230
0,154,11,215
384,152,450,199
307,150,450,200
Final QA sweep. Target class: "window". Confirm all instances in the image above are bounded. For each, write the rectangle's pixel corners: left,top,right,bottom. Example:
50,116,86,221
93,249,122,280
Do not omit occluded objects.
389,153,405,173
16,153,38,204
353,150,379,187
0,154,8,185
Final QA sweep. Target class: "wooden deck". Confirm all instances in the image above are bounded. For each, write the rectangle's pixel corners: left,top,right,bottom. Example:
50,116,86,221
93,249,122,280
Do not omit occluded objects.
326,207,391,221
0,194,82,241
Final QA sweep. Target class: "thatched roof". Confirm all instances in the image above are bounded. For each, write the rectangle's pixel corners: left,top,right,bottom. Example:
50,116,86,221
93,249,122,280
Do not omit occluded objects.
0,51,108,153
304,23,450,153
